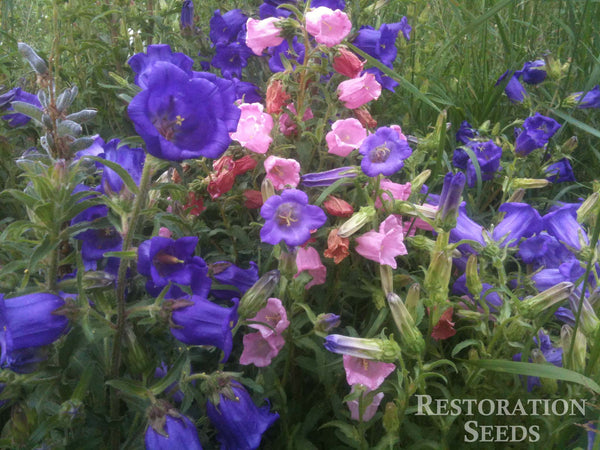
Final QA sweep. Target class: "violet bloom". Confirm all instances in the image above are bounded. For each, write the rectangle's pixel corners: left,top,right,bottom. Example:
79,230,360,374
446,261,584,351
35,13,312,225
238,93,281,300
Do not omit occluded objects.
0,293,69,372
544,204,589,250
170,296,239,362
137,236,211,298
206,381,279,449
495,70,527,103
212,42,252,79
268,37,305,73
301,166,357,187
260,189,327,247
545,158,576,183
452,274,503,312
0,87,42,127
210,261,259,300
358,127,412,177
521,60,547,84
180,0,194,30
145,406,202,450
514,113,561,156
517,233,571,269
99,138,145,195
128,62,240,161
455,120,478,145
437,172,466,229
353,21,407,67
571,85,600,109
464,140,502,187
128,44,193,89
492,203,542,247
513,330,562,392
449,204,486,254
209,9,247,45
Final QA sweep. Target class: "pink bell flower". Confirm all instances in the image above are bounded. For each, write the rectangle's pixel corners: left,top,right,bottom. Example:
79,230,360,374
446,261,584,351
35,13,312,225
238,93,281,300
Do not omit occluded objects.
355,215,407,269
248,297,290,338
305,7,352,47
239,332,285,367
337,73,381,109
295,246,327,289
279,103,313,136
246,17,285,55
230,103,274,154
375,179,412,208
343,355,396,390
347,388,385,422
264,155,301,190
326,118,367,157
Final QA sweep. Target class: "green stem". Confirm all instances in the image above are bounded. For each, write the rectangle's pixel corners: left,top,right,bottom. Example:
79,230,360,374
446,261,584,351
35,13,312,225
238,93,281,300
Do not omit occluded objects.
109,158,153,449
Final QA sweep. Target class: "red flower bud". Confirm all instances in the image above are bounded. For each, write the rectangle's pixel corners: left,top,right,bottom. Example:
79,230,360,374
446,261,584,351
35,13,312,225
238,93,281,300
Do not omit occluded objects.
323,195,354,217
354,107,377,129
266,79,290,115
207,171,236,199
184,192,205,216
333,47,364,78
243,189,263,209
233,155,257,176
323,229,350,264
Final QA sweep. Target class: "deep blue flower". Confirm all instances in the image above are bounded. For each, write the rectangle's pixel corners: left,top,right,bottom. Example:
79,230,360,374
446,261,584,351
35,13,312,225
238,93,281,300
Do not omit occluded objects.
153,362,185,404
455,121,478,144
452,274,503,312
544,204,588,251
259,1,293,19
437,172,466,229
0,293,69,372
100,139,146,195
301,167,357,187
137,236,212,298
463,140,502,187
128,45,194,89
268,37,305,73
212,42,252,79
495,70,527,103
513,330,562,392
180,1,194,30
358,127,412,177
128,62,240,161
545,158,575,183
0,87,42,127
145,404,202,450
364,67,399,92
517,233,571,268
492,203,542,247
206,381,279,449
210,261,259,300
449,203,486,254
260,189,327,247
209,9,247,45
353,23,402,67
170,296,239,362
521,60,546,85
231,78,262,103
514,113,561,156
572,85,600,109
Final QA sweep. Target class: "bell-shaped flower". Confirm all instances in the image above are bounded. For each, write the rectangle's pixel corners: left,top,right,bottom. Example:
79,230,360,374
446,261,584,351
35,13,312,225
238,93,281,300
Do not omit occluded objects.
128,44,193,89
265,79,290,114
0,293,69,372
268,36,305,73
347,388,384,422
260,189,327,247
180,0,194,30
544,204,589,251
206,381,279,450
239,332,285,367
209,9,247,45
145,401,202,450
337,72,381,109
343,354,395,390
210,261,259,300
492,202,542,247
355,215,407,269
230,103,274,154
0,87,42,127
295,246,327,289
245,17,285,55
545,158,576,183
358,127,412,177
248,297,289,338
128,62,240,161
99,139,146,195
323,195,354,217
305,7,352,47
514,113,561,156
571,85,600,109
170,296,239,362
324,228,351,264
264,156,301,190
326,118,367,157
513,331,562,392
333,47,364,78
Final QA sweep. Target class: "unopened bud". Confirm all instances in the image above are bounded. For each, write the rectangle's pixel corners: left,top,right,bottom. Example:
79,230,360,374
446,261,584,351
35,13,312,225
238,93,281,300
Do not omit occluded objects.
337,206,376,238
323,334,401,363
561,325,587,372
314,313,341,333
507,188,525,203
423,251,452,307
410,169,431,195
261,177,275,202
382,402,400,434
436,172,466,231
392,201,437,220
520,282,573,318
577,192,599,226
387,293,425,357
238,269,280,319
18,42,48,74
380,265,393,297
465,255,482,299
512,178,550,189
569,294,600,338
405,283,421,322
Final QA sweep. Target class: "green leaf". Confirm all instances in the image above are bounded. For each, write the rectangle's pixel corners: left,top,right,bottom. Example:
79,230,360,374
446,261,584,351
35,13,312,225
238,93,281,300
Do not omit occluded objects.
550,108,600,139
11,100,43,122
451,339,481,357
84,155,139,195
103,250,137,259
150,353,188,396
465,359,600,394
105,378,149,399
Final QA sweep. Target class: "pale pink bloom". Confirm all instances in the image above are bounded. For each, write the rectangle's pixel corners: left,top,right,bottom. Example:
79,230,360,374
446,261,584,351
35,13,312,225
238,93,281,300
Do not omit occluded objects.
389,124,407,141
403,215,434,236
230,103,274,154
239,332,285,367
305,7,352,47
158,227,172,238
246,17,285,55
355,215,407,269
375,179,412,209
295,246,327,289
326,118,367,157
343,354,396,390
264,155,301,190
248,297,290,338
279,103,313,136
337,73,381,109
347,388,385,422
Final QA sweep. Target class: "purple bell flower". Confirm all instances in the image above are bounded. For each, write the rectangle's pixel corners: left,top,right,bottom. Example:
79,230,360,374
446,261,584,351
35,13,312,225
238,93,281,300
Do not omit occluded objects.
492,203,542,247
209,9,247,45
206,381,279,449
544,204,588,251
259,1,294,19
572,85,600,109
358,127,412,177
514,113,561,156
127,62,240,161
517,233,571,268
301,167,357,187
137,236,212,298
513,330,562,392
260,189,327,247
449,203,486,254
545,158,576,183
145,402,202,450
455,120,478,144
520,60,547,85
212,42,252,79
180,0,194,30
464,140,503,187
0,87,42,127
0,293,69,372
128,44,194,89
495,70,527,103
437,172,466,229
268,37,305,73
100,138,146,195
231,79,262,104
170,296,239,362
210,261,259,300
452,275,503,312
